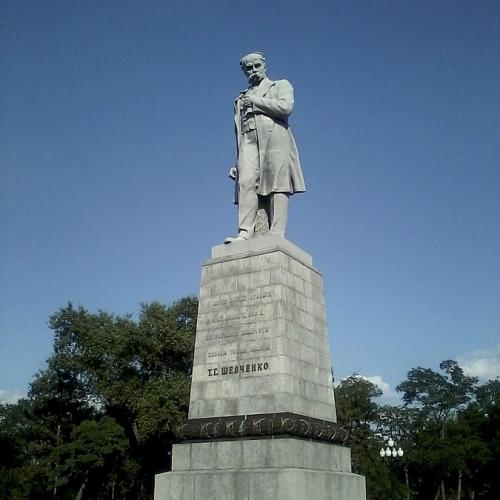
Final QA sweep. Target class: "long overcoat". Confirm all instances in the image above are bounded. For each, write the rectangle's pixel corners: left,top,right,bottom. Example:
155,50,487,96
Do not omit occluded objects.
233,77,306,204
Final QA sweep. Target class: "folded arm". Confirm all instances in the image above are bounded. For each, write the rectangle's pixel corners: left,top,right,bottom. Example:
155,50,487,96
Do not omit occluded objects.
249,80,294,118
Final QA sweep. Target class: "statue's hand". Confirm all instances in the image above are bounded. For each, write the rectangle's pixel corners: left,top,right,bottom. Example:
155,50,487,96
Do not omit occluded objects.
228,166,237,180
242,94,257,106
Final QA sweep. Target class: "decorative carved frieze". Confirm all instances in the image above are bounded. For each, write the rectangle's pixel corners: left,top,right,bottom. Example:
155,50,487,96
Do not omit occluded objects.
176,412,348,444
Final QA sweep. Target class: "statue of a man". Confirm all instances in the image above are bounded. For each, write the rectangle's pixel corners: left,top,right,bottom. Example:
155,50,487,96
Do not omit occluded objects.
225,52,306,244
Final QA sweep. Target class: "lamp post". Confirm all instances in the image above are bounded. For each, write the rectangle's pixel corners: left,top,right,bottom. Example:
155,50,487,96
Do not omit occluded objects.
377,406,412,500
380,438,404,500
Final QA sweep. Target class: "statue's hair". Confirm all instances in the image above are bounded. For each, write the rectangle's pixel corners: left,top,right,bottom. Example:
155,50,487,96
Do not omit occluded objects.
240,52,267,67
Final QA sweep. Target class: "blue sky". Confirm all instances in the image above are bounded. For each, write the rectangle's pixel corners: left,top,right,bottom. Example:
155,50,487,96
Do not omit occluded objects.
1,0,499,404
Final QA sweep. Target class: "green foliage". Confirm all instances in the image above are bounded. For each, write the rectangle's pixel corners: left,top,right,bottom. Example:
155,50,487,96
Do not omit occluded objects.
336,374,382,432
460,379,500,499
336,366,499,500
0,297,197,499
395,361,499,500
335,376,393,500
50,416,131,498
396,360,478,432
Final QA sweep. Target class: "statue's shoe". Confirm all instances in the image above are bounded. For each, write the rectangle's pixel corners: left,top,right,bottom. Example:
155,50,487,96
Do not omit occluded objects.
224,235,248,244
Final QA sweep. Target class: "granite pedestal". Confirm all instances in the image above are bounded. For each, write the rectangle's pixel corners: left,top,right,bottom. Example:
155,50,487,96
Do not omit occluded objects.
155,236,366,499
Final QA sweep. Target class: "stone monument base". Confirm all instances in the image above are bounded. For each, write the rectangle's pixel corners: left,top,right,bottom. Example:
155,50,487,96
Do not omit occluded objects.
154,236,366,499
154,437,366,500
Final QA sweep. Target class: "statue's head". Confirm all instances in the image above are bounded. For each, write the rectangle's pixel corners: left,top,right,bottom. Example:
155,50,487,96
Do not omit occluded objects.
240,52,267,85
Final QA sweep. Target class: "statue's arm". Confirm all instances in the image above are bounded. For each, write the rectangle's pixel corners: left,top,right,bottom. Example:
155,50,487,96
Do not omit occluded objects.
251,80,294,118
228,119,239,180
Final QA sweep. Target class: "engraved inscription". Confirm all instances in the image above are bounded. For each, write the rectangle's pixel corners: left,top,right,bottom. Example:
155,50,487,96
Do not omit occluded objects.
241,326,269,336
207,344,271,360
207,361,270,377
208,350,227,358
250,345,271,353
204,326,270,341
205,308,265,325
209,289,272,308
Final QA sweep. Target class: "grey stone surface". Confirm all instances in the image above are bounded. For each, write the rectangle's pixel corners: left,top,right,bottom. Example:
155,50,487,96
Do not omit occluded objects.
211,234,313,265
156,467,366,500
225,53,305,243
189,236,336,421
171,438,351,472
156,439,365,499
153,238,367,499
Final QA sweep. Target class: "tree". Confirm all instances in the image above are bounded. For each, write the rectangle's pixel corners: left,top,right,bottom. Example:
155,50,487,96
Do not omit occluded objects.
459,379,500,499
51,416,130,500
396,360,478,500
335,375,393,500
1,297,197,499
0,400,34,499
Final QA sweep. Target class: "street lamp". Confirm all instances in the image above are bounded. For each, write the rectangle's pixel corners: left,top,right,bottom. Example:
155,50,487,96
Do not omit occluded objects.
380,439,404,459
380,438,405,500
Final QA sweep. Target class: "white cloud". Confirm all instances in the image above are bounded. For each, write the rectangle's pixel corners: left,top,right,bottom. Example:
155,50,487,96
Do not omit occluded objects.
0,389,24,405
458,345,500,380
337,373,395,398
360,375,395,397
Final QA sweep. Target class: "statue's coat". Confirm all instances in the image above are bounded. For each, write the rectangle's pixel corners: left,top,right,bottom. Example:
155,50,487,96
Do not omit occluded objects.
233,77,306,204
